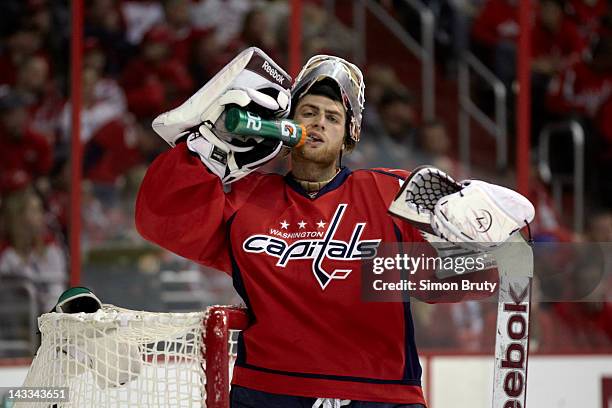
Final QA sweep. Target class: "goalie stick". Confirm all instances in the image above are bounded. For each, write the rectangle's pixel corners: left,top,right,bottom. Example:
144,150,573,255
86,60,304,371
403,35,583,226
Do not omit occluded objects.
388,166,533,407
488,233,532,408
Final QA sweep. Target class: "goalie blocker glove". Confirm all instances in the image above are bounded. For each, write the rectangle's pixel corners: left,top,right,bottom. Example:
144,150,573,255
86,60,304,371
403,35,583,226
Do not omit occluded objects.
389,166,535,251
152,47,291,183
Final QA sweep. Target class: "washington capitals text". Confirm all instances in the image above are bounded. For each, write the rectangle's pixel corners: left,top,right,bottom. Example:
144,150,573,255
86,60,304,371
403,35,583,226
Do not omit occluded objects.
242,204,381,289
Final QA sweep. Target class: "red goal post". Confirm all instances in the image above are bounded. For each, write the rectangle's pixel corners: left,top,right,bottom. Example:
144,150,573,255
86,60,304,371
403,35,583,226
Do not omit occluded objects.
205,306,249,408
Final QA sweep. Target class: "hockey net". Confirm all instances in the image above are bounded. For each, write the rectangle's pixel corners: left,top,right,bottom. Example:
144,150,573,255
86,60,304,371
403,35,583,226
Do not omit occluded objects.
15,305,248,408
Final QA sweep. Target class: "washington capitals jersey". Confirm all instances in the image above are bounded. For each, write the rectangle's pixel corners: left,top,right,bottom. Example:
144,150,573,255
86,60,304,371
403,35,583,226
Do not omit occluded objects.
135,143,428,405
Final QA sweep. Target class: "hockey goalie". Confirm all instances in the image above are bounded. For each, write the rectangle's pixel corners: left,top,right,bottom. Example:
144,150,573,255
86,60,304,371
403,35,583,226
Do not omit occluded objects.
136,47,535,408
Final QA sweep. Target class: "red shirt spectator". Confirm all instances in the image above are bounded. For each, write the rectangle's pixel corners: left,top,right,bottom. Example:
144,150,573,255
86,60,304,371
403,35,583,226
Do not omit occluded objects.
12,55,63,145
566,0,608,37
163,0,199,65
532,8,587,69
121,25,194,118
225,7,282,63
59,66,127,144
546,60,612,117
471,0,519,47
84,119,145,184
552,302,612,350
0,28,50,87
0,93,52,194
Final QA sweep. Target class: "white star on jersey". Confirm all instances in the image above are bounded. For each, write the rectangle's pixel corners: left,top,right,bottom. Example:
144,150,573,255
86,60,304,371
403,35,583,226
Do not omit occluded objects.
298,221,307,229
316,220,326,229
280,220,289,229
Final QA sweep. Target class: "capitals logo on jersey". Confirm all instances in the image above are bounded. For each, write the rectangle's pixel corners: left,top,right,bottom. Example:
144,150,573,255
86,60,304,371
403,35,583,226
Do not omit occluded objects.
242,204,381,289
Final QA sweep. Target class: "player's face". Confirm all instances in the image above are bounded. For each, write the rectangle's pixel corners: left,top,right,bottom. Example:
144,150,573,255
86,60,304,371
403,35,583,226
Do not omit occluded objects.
291,94,346,166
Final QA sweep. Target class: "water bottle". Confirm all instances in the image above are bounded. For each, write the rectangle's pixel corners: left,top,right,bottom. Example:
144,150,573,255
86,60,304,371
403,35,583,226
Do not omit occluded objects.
224,107,307,147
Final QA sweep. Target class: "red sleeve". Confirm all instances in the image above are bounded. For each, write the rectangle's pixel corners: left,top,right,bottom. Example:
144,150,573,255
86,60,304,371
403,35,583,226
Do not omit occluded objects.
135,143,262,274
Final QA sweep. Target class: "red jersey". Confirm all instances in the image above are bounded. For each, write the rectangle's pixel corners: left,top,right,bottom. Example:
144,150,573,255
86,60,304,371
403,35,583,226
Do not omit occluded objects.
471,0,518,47
84,119,144,184
0,127,53,193
532,18,587,61
135,143,428,404
546,60,612,117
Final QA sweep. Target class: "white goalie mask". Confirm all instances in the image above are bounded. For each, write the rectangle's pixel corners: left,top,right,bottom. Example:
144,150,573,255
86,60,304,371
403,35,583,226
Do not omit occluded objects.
292,55,365,143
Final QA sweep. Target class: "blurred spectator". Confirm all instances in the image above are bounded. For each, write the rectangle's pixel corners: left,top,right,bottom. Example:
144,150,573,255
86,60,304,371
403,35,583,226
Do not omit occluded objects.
552,301,612,349
120,0,164,45
585,209,612,242
473,0,587,89
531,0,590,136
121,24,193,118
290,2,354,59
14,54,50,111
412,119,465,177
566,0,608,40
163,0,200,65
413,300,485,351
0,187,67,313
83,115,166,205
0,90,53,194
13,55,63,143
60,66,127,144
226,7,281,62
546,35,612,118
548,212,611,350
362,65,400,133
0,25,47,87
359,88,419,169
345,65,402,168
190,0,254,48
45,156,70,239
531,0,587,77
85,0,132,75
470,0,518,60
527,164,574,242
188,29,225,88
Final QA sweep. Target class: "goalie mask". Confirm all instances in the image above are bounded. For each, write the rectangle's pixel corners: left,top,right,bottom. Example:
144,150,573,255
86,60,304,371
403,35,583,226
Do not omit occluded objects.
292,55,365,144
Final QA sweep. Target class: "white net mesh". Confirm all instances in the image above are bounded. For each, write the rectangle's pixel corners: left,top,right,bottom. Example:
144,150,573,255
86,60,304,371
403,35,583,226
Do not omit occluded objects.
16,305,241,408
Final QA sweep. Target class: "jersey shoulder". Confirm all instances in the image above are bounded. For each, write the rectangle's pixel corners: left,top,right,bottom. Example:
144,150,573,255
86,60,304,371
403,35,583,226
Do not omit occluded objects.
349,168,410,204
351,167,410,182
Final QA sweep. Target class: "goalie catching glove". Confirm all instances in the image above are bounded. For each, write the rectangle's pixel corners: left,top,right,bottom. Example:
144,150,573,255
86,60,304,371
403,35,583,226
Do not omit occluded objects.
389,166,535,251
152,47,291,183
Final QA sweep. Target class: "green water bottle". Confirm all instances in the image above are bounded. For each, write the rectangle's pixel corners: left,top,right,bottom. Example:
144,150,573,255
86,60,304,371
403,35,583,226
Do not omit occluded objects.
224,107,307,147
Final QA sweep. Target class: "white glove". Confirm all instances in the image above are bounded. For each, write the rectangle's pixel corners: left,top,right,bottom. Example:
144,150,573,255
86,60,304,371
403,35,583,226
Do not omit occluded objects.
432,180,534,250
185,116,282,184
389,166,535,251
152,47,291,146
